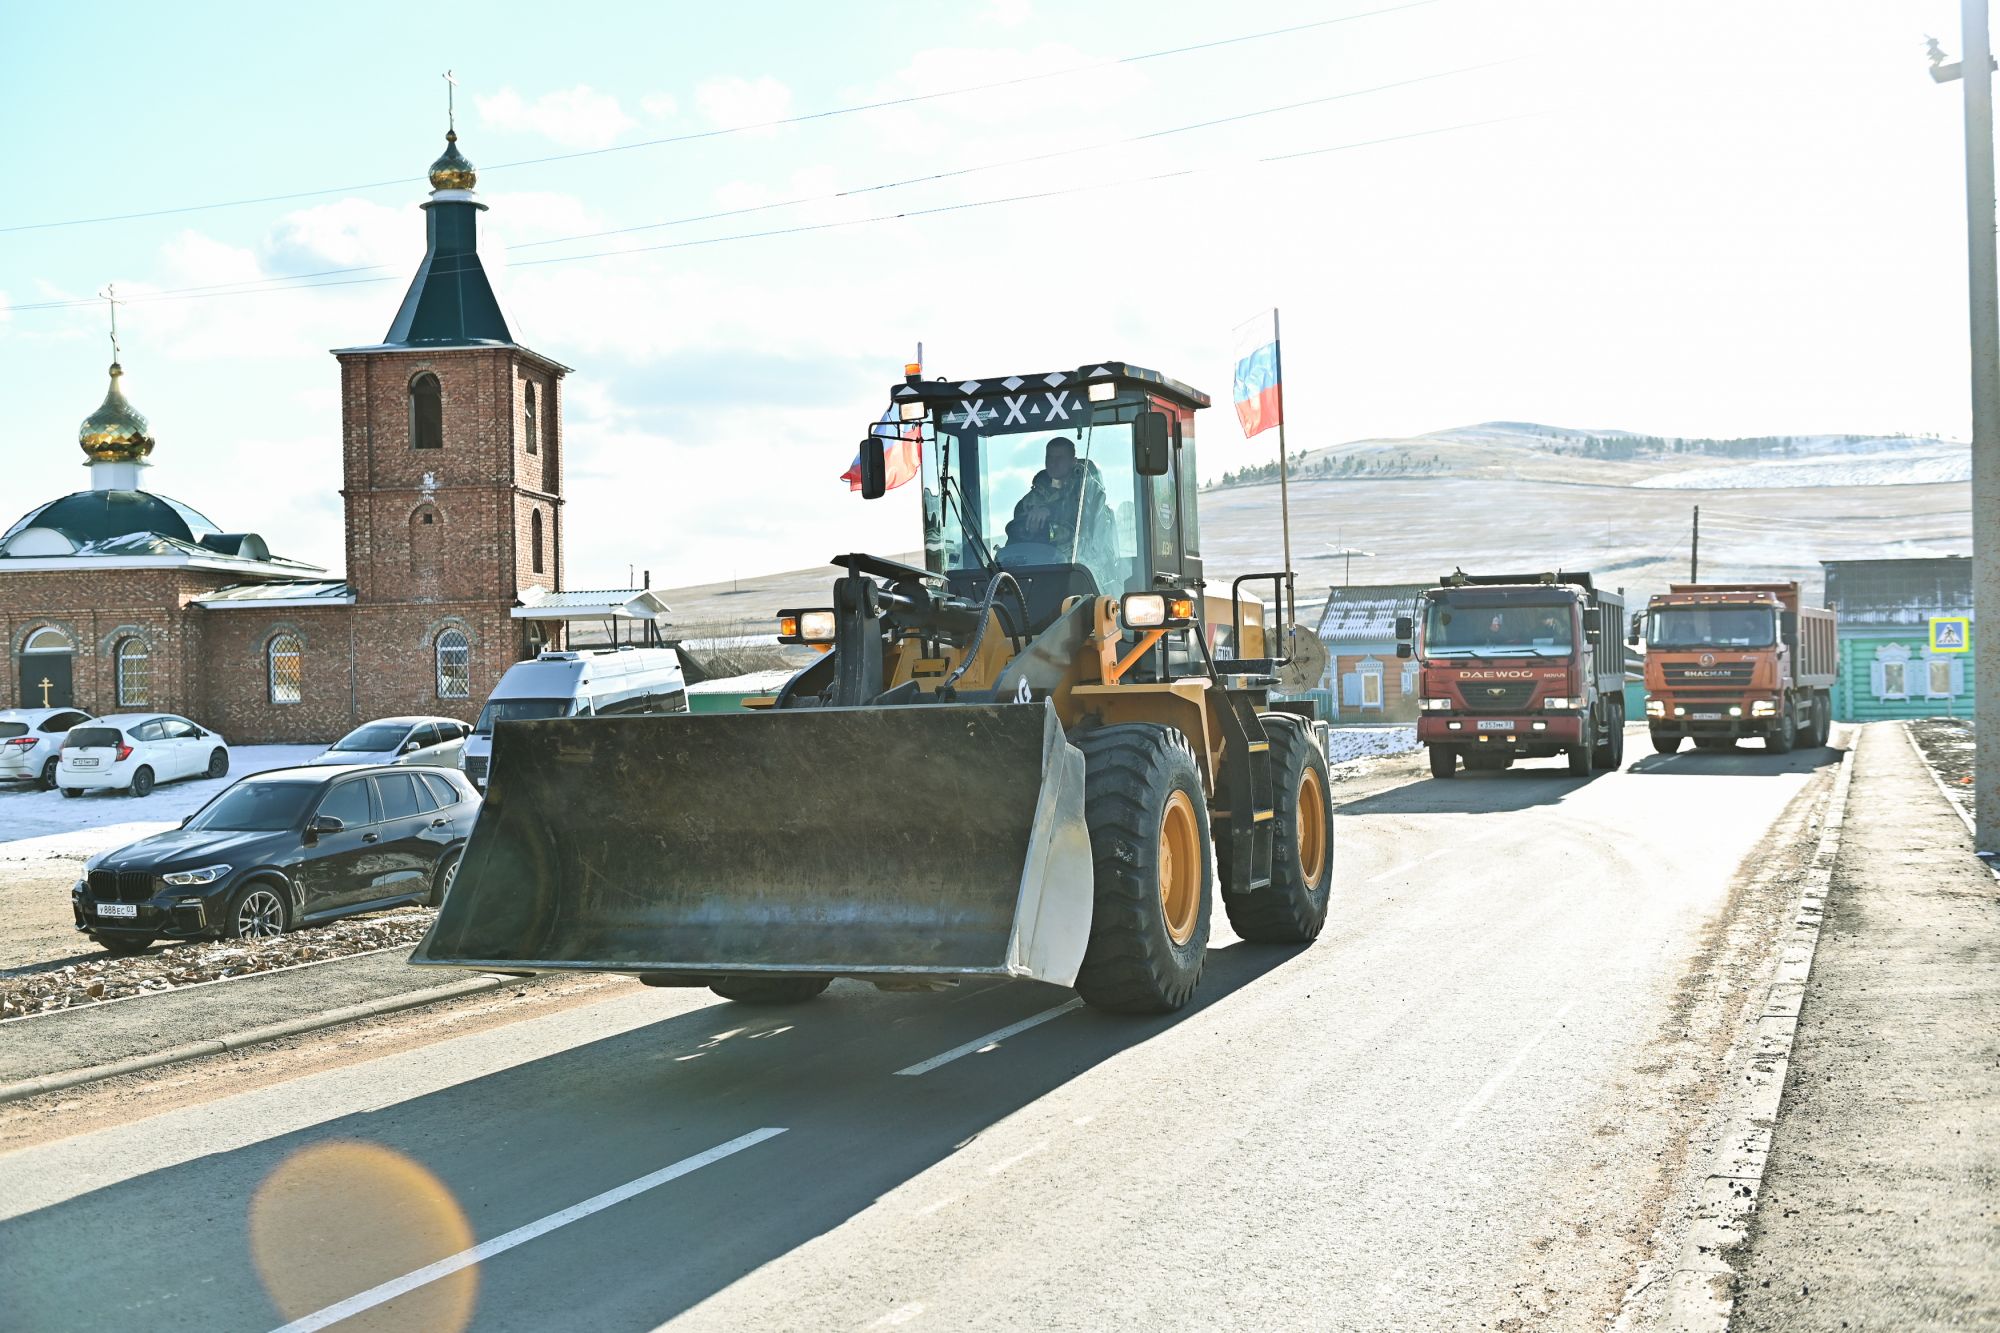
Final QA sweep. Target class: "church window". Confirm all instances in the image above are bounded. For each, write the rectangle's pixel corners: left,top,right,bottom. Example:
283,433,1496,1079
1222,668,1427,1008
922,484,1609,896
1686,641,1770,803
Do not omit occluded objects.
268,633,303,705
524,381,539,454
24,627,71,654
531,510,545,574
410,373,443,450
115,638,151,707
436,629,470,700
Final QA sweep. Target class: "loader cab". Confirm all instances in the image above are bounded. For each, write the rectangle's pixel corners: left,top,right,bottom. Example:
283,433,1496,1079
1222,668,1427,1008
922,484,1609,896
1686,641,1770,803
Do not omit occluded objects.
904,363,1207,636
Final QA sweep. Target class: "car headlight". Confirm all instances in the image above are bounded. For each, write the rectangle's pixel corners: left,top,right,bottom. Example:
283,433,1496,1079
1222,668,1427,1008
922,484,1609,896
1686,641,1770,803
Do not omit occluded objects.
1645,699,1666,717
1750,699,1777,716
1419,698,1453,711
161,864,232,886
1543,697,1582,710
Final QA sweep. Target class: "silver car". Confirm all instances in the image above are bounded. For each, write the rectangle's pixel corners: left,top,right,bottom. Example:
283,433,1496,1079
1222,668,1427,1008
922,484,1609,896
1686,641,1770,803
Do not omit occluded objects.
1,707,94,790
309,716,470,769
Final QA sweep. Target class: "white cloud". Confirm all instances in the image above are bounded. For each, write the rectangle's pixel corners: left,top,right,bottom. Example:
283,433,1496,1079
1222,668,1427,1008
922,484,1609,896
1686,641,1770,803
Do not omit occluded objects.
265,198,407,269
475,85,636,150
984,0,1032,25
640,92,679,121
694,76,793,134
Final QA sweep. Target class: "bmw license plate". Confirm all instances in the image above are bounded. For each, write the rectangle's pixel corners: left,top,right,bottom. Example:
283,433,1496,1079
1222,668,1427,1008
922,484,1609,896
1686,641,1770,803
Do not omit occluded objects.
1691,711,1723,721
1476,720,1513,731
96,903,138,919
71,757,99,767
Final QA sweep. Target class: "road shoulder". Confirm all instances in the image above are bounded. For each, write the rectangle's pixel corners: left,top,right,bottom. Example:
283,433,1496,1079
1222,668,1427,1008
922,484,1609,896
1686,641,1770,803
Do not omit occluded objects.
1731,722,2000,1329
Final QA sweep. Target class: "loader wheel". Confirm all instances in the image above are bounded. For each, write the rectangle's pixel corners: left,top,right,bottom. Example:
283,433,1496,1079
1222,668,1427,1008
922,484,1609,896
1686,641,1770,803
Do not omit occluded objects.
709,976,831,1005
1427,745,1457,779
1220,716,1334,944
1072,725,1211,1014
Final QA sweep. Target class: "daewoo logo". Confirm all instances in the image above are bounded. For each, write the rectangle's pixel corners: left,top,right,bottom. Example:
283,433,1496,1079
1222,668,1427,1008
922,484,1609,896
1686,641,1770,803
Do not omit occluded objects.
1485,687,1510,697
1456,670,1536,679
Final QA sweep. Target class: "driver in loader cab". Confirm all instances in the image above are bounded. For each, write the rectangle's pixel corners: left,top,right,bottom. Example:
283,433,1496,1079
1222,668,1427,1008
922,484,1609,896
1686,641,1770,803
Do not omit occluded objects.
1006,436,1115,565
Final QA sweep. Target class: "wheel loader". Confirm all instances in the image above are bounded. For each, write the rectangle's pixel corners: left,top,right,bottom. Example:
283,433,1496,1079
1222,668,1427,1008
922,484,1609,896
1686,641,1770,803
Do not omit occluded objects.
413,359,1335,1013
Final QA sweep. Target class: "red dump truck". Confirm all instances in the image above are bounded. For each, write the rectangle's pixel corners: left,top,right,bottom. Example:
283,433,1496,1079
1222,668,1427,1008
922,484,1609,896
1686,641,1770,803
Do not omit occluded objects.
1638,581,1837,754
1397,570,1628,779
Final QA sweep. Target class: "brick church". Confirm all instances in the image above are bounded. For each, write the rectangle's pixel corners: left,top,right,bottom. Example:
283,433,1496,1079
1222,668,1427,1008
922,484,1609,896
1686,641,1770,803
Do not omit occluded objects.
0,129,602,743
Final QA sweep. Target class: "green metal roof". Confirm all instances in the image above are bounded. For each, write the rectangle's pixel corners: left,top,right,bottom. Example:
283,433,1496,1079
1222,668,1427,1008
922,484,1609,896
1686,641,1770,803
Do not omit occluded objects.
2,489,220,545
381,199,513,348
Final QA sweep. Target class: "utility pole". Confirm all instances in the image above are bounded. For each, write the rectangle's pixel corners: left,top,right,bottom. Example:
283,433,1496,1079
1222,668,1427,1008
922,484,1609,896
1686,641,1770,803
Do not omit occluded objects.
1691,504,1700,582
1932,6,2000,855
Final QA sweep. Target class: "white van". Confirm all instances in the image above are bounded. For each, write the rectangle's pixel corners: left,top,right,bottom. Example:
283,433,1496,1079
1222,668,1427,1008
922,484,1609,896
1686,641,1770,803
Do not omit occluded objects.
461,647,686,791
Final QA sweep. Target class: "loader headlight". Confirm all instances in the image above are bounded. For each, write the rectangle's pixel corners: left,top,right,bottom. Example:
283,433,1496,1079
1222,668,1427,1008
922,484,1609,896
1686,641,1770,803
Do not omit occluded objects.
1120,591,1195,630
1750,699,1777,716
898,401,927,421
776,608,837,645
1087,381,1118,402
1645,699,1666,717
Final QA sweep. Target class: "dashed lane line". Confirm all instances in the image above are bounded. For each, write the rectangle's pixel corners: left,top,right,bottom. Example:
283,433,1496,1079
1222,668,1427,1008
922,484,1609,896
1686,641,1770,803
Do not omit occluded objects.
267,1128,787,1333
892,999,1084,1077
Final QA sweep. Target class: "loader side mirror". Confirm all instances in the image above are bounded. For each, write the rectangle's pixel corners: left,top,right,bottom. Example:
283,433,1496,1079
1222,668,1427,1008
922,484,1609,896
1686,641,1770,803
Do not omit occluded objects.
858,436,888,500
1134,411,1171,476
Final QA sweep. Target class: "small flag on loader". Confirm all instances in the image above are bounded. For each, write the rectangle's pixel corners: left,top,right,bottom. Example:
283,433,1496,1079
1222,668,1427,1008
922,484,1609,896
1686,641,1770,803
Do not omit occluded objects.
1232,311,1282,439
843,405,923,492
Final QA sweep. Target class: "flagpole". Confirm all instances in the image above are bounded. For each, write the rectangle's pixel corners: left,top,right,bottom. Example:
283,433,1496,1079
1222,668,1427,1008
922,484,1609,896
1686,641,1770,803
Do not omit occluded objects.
1271,306,1295,654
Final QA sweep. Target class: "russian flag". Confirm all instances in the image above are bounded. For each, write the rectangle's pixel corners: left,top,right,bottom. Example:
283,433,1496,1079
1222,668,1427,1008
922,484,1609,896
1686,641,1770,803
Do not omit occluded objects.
1232,312,1282,439
842,405,923,492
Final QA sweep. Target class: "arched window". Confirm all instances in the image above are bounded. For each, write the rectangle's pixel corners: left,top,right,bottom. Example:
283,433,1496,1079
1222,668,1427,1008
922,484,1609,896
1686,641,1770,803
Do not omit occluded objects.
267,633,303,705
524,381,539,455
531,509,545,574
24,626,72,654
436,628,470,700
115,637,151,707
410,372,443,450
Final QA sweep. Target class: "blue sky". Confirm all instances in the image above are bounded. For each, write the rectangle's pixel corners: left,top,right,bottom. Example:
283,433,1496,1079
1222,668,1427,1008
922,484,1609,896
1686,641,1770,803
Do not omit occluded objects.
1,0,1979,587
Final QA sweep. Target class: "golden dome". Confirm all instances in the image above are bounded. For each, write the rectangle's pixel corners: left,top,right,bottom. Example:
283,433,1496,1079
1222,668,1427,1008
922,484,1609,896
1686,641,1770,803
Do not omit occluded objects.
78,362,155,463
429,130,476,191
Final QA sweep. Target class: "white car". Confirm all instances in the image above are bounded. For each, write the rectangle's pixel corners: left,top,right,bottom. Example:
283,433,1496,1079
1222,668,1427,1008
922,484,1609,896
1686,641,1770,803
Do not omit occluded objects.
57,713,231,799
309,715,470,768
0,707,94,790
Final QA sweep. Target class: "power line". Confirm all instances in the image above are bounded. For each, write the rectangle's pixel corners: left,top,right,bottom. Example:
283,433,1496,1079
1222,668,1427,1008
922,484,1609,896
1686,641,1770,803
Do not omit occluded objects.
0,0,1441,236
0,111,1538,315
3,60,1514,315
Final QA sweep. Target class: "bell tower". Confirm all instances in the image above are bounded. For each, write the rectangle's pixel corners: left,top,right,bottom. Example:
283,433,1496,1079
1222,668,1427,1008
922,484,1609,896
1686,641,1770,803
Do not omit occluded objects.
332,125,568,619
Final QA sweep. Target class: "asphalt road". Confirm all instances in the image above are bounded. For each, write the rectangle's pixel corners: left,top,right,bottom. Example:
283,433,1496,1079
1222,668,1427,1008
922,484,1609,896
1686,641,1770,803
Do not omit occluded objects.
0,734,1844,1332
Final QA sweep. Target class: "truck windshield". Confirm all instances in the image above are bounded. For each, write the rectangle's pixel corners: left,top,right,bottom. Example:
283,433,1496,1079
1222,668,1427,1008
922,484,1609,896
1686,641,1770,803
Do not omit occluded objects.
474,698,574,736
1647,607,1775,648
922,408,1144,598
1424,599,1574,658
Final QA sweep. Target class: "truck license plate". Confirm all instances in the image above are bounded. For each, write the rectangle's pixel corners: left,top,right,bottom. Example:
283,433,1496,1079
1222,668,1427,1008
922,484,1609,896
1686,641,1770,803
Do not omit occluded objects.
1476,720,1513,731
96,903,138,919
71,757,98,767
1691,711,1722,721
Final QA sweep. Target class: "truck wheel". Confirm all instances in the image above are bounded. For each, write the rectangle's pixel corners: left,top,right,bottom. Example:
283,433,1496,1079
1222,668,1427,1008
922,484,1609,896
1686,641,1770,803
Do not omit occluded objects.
1220,716,1333,944
1650,730,1681,755
1593,701,1626,770
1566,744,1592,776
1814,691,1834,746
1766,706,1797,754
1072,724,1211,1014
709,976,831,1005
1428,745,1457,779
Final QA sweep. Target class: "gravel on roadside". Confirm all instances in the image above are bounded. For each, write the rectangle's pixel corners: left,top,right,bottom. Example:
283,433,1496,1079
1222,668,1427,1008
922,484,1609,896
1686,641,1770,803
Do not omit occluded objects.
1908,715,1975,827
0,908,435,1019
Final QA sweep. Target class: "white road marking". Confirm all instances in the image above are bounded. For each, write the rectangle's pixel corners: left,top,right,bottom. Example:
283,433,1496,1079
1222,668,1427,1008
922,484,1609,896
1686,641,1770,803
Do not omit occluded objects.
1448,1002,1577,1132
872,1301,926,1326
984,1140,1047,1176
268,1128,787,1333
892,999,1083,1076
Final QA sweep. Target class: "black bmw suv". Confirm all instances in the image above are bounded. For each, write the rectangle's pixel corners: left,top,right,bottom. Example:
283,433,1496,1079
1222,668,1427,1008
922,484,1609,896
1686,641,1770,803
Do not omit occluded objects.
74,764,481,955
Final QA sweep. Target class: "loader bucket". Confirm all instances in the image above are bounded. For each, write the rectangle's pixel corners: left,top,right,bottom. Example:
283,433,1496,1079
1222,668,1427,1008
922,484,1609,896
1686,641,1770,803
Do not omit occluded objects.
411,702,1096,986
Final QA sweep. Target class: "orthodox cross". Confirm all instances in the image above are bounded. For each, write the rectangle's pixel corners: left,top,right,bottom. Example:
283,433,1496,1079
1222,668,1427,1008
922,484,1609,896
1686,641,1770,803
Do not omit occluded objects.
444,69,458,132
99,283,125,362
37,677,54,707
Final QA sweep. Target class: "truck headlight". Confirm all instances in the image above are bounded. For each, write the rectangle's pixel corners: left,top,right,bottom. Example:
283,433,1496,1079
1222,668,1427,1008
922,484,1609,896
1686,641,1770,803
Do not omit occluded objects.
1419,698,1453,711
1543,697,1582,710
162,864,232,886
1674,706,1687,718
1645,699,1665,717
1729,706,1744,717
1750,699,1777,716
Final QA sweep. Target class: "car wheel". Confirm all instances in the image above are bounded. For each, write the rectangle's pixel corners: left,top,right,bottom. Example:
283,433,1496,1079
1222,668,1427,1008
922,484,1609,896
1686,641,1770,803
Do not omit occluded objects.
62,787,84,799
206,749,229,779
36,757,59,792
227,883,289,940
428,851,461,908
94,933,156,956
128,766,155,798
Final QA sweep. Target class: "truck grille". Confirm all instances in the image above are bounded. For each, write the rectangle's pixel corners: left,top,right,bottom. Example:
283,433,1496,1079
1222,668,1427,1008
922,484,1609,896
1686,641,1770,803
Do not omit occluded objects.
464,754,488,787
1663,663,1755,687
88,871,155,903
1459,680,1535,711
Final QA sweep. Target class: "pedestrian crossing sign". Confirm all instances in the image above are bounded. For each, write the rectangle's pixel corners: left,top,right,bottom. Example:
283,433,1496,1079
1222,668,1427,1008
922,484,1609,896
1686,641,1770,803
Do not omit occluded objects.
1929,615,1970,653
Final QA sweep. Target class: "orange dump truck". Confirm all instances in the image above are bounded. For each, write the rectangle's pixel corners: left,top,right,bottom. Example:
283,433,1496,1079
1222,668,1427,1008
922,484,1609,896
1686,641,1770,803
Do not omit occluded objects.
1639,582,1837,754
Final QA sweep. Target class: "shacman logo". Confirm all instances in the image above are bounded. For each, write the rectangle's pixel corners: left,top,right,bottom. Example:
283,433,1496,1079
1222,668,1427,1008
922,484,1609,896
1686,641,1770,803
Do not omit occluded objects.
1699,653,1716,666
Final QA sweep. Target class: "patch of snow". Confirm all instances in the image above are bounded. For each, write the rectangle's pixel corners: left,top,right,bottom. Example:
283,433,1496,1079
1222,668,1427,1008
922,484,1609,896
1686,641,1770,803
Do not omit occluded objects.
1325,726,1418,765
0,746,327,864
1635,447,1970,490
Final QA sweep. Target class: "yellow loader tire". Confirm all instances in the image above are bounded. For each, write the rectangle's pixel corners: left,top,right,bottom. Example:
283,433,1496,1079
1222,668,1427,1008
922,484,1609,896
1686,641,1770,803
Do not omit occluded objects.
1220,716,1335,944
1072,725,1212,1014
